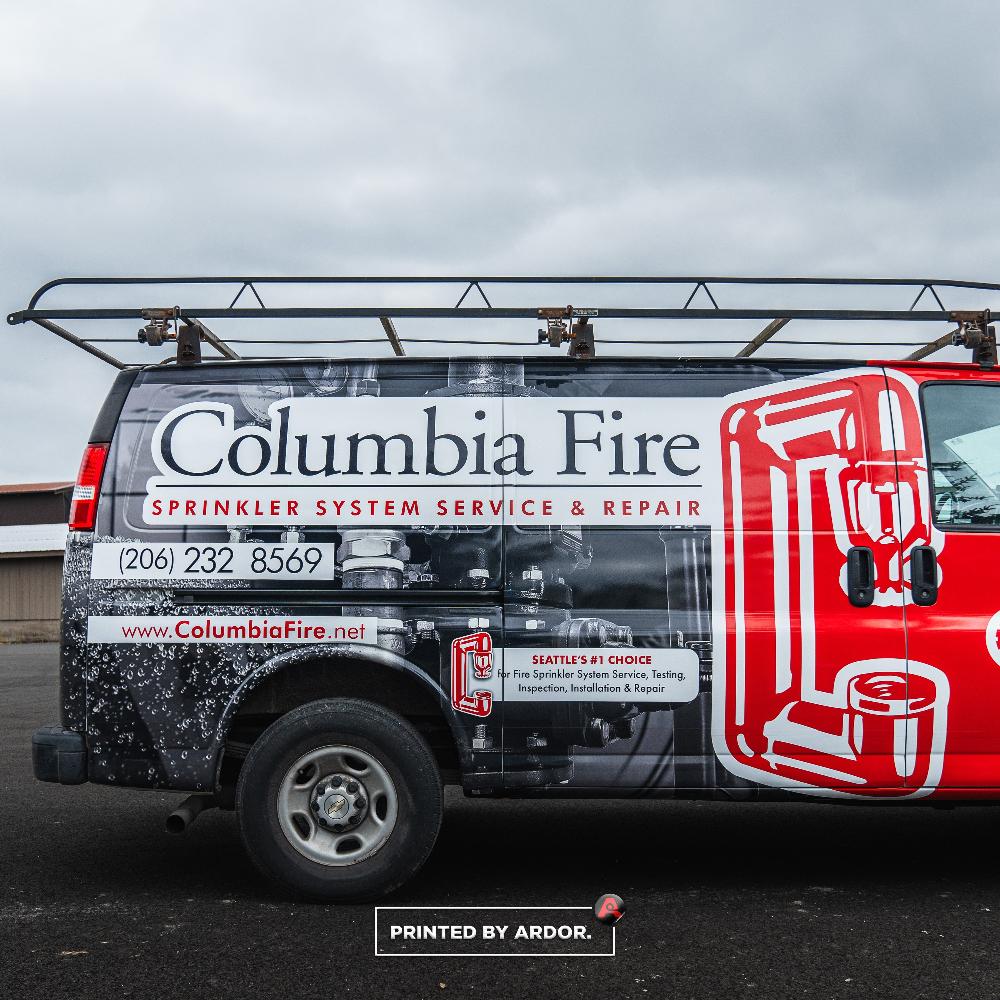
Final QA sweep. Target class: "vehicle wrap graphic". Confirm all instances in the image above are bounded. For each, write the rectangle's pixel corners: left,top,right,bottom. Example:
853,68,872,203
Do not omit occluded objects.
141,395,716,527
717,370,947,797
64,359,977,798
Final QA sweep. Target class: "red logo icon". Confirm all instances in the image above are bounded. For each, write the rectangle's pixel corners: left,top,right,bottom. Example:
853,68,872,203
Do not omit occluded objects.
594,892,625,924
451,631,493,717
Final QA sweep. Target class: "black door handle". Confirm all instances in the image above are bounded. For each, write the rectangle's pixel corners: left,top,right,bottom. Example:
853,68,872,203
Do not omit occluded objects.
910,545,939,606
847,546,875,607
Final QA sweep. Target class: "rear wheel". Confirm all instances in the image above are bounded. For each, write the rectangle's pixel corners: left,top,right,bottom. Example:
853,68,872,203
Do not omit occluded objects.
236,698,442,901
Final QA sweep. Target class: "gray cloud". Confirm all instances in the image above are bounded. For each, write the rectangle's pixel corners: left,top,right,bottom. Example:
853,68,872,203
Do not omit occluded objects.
3,0,999,480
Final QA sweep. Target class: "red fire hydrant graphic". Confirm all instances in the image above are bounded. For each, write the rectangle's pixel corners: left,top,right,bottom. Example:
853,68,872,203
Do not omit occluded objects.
451,631,494,717
718,370,949,796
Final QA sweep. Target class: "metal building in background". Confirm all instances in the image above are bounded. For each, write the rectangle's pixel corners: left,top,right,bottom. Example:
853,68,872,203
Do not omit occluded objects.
0,483,71,641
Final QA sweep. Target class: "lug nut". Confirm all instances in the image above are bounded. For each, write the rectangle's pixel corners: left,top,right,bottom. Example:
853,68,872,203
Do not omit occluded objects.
355,797,366,811
330,776,342,787
346,781,358,794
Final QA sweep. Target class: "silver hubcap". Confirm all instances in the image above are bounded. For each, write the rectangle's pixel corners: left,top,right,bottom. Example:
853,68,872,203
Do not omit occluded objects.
312,772,369,830
277,745,398,866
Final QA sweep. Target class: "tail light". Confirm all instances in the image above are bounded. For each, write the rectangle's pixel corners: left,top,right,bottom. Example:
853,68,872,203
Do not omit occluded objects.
69,443,110,531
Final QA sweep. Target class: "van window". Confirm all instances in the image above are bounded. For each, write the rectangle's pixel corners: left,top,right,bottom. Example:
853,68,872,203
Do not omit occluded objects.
924,383,1000,528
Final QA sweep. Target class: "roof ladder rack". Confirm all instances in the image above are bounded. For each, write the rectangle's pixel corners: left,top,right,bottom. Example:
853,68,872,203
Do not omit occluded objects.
8,275,1000,369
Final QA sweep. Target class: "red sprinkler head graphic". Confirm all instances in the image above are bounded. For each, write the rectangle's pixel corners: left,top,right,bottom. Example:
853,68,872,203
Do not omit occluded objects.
594,892,625,925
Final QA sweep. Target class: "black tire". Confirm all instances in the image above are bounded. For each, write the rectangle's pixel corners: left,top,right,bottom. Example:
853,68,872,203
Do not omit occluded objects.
236,698,442,902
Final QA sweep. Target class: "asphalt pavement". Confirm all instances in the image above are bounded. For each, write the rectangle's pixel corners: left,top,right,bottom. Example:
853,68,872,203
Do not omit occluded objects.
4,643,1000,999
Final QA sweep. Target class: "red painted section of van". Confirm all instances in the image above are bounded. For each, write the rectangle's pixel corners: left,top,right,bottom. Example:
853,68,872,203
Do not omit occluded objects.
719,369,958,796
883,365,1000,795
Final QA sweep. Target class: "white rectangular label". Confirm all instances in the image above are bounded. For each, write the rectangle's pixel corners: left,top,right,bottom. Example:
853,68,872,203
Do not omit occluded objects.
498,647,700,702
374,906,614,958
87,615,377,644
90,542,337,580
142,395,722,527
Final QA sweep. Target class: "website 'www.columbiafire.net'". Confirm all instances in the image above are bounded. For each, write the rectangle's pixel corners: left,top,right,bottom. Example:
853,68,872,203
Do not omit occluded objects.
86,615,377,645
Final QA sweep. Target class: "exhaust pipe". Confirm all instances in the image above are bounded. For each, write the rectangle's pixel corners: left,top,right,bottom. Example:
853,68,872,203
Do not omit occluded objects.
165,794,216,834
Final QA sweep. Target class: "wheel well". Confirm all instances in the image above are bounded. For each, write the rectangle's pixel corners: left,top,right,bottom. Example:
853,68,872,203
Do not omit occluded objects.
220,658,462,793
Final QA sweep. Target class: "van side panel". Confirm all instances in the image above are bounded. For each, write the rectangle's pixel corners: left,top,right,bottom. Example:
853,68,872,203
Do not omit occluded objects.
68,358,946,799
718,371,917,796
888,365,1000,793
498,362,779,793
77,362,504,790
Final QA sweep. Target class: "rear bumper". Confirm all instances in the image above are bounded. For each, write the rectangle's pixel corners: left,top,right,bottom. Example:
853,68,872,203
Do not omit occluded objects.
32,726,88,784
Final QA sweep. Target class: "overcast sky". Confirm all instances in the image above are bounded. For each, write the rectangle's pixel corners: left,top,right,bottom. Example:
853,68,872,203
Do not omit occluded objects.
2,0,1000,482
